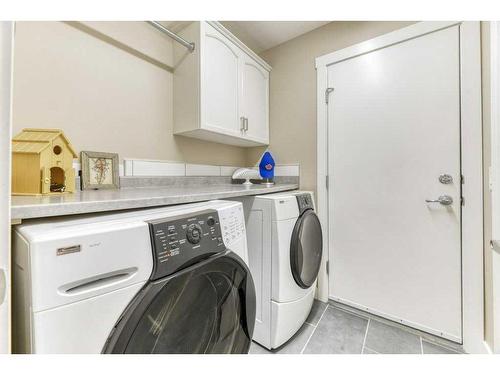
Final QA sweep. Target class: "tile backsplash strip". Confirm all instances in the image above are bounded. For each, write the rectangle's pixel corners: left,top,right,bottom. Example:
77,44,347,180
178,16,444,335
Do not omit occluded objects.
120,176,233,188
123,159,300,179
72,159,299,190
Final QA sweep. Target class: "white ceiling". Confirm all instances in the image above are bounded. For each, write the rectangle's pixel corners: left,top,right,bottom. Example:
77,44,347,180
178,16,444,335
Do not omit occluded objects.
220,21,330,54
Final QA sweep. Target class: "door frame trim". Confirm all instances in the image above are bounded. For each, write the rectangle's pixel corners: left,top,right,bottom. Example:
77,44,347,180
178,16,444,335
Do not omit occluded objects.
0,21,14,355
315,21,485,354
489,21,500,354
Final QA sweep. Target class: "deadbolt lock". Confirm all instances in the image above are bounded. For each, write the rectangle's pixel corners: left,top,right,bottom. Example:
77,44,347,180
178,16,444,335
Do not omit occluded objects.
439,174,453,184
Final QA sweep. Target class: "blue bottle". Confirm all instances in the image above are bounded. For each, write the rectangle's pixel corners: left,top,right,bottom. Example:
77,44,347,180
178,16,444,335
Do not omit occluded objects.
259,151,275,185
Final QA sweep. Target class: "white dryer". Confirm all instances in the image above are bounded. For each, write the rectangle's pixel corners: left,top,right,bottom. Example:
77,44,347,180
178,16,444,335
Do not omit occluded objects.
12,200,255,354
232,191,323,349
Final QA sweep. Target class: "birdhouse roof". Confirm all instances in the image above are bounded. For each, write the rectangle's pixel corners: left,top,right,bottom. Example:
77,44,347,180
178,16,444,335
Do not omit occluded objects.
12,128,77,157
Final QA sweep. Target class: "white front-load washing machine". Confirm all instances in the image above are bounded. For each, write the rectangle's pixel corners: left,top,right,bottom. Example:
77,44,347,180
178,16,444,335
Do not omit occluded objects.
232,191,323,349
12,200,255,354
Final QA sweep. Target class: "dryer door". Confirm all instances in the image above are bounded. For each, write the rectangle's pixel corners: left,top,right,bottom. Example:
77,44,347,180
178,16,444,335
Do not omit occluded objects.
290,209,323,289
103,251,255,354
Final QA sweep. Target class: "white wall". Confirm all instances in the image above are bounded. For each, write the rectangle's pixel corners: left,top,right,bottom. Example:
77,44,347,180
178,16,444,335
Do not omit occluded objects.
247,21,417,191
0,21,14,354
12,22,248,167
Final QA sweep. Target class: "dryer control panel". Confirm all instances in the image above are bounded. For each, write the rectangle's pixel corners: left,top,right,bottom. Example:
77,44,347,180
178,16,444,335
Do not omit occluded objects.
296,193,314,214
147,209,225,280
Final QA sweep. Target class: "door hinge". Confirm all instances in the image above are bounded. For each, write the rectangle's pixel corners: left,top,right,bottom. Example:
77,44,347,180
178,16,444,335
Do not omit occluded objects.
325,87,334,104
461,196,465,206
461,174,465,184
326,260,329,275
326,175,329,189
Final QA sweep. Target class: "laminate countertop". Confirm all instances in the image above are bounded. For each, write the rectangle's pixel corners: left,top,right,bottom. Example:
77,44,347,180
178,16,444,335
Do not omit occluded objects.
11,183,298,220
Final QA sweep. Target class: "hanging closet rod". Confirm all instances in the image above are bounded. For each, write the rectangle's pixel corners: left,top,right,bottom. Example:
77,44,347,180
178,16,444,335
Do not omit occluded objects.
147,21,195,52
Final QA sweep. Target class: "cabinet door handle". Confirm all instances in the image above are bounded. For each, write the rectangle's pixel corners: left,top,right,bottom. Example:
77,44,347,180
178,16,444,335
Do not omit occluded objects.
245,117,249,132
240,116,245,131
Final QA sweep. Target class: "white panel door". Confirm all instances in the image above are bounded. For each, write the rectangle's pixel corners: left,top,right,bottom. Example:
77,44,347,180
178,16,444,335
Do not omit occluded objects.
328,25,462,341
0,21,13,354
241,56,269,143
202,23,241,136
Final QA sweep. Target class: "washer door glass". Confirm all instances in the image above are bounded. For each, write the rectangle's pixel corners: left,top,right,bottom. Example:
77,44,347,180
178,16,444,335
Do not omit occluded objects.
104,252,255,354
290,209,323,289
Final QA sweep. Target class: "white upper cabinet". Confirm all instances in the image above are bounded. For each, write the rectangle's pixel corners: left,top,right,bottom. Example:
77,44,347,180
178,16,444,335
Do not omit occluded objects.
241,55,269,143
173,22,270,147
202,23,241,137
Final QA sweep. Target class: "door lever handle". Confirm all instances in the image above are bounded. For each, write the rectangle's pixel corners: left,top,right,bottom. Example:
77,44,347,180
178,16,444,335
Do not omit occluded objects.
425,195,453,206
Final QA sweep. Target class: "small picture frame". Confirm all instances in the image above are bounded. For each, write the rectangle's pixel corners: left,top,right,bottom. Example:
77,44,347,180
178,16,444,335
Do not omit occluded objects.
81,151,120,190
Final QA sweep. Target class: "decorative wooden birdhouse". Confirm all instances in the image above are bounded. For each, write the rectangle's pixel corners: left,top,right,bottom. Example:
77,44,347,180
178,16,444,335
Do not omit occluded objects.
12,128,77,195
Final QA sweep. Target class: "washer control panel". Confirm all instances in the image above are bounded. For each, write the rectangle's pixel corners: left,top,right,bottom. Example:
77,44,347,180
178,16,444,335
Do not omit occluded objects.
218,204,245,247
147,209,224,280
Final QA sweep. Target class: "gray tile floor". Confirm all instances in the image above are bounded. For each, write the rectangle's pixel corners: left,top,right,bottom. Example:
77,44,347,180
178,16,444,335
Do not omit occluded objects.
249,300,464,354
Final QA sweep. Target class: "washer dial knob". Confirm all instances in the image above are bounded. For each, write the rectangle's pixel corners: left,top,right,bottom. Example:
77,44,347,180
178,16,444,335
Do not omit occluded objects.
186,223,203,244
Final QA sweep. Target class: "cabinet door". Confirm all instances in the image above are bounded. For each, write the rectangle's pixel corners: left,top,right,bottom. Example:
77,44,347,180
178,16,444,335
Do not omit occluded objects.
201,23,241,136
241,56,269,143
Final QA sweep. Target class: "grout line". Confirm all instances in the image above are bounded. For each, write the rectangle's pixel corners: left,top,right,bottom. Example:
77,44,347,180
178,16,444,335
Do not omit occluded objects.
420,336,424,354
363,346,380,354
304,303,328,328
300,304,330,354
361,318,371,354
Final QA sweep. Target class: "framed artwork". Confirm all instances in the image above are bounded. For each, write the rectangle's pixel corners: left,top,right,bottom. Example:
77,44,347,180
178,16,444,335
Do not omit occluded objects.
81,151,120,190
